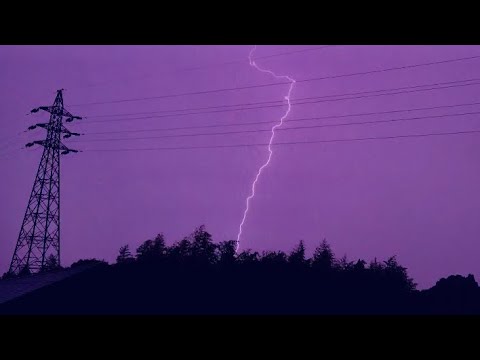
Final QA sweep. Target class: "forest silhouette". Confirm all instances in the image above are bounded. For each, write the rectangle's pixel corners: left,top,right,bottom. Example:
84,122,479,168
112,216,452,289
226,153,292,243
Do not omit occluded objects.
1,225,479,314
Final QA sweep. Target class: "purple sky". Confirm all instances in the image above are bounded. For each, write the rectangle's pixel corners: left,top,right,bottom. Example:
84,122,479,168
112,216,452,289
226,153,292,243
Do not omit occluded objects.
1,45,480,289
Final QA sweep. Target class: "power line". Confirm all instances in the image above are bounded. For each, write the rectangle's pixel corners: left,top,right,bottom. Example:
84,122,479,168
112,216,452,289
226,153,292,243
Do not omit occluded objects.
70,111,480,143
69,54,480,107
79,80,480,125
84,77,480,119
82,129,480,152
84,100,480,136
255,45,334,60
73,46,335,91
180,46,334,71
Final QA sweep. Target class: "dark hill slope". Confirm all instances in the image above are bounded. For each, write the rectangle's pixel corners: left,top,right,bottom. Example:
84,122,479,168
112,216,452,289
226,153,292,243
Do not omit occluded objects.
2,261,478,314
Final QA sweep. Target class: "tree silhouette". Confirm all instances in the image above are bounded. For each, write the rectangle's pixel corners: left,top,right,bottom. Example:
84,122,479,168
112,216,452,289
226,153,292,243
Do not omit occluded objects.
369,257,384,272
237,249,260,265
312,239,335,272
338,254,354,271
70,258,108,268
261,250,288,266
168,238,192,262
383,256,416,291
217,240,237,265
136,233,167,262
288,240,307,267
5,225,477,314
116,245,134,264
1,271,16,280
43,254,60,271
189,225,216,265
353,259,367,272
19,265,31,277
152,233,167,256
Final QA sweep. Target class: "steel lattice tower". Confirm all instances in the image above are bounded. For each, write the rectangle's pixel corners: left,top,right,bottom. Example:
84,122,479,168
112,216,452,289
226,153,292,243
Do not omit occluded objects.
9,89,82,275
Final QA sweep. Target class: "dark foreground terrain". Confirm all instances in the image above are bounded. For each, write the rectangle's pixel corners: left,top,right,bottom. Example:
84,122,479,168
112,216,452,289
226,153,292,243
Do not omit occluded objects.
1,227,479,314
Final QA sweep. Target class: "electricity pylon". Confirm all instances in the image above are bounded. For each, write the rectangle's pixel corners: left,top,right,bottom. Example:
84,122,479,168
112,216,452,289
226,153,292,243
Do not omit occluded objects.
9,89,82,275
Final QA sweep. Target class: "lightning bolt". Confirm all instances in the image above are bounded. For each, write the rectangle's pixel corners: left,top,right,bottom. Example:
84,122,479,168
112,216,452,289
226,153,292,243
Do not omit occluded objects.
236,45,296,252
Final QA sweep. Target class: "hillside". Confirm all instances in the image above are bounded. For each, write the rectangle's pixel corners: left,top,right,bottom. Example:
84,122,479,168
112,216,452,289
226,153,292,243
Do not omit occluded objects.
1,227,479,314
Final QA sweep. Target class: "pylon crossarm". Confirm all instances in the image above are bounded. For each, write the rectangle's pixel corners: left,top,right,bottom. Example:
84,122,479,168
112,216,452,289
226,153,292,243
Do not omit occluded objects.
61,125,81,138
61,108,82,121
30,106,54,114
27,123,50,131
25,140,45,148
30,106,82,120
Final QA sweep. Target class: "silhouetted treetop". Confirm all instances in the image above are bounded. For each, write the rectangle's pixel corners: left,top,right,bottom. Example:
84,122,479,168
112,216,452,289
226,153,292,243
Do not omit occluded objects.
288,240,307,266
313,239,335,271
189,225,216,264
338,254,354,271
117,245,134,264
43,254,61,272
383,256,416,291
237,249,260,264
71,258,108,268
108,227,419,297
217,240,237,265
136,233,167,262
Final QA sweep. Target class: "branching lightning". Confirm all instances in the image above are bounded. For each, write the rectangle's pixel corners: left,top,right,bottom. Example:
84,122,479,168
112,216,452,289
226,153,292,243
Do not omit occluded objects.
236,46,296,251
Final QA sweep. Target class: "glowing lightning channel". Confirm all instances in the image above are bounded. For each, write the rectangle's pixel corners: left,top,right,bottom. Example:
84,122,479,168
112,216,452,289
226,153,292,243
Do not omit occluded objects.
236,45,296,252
